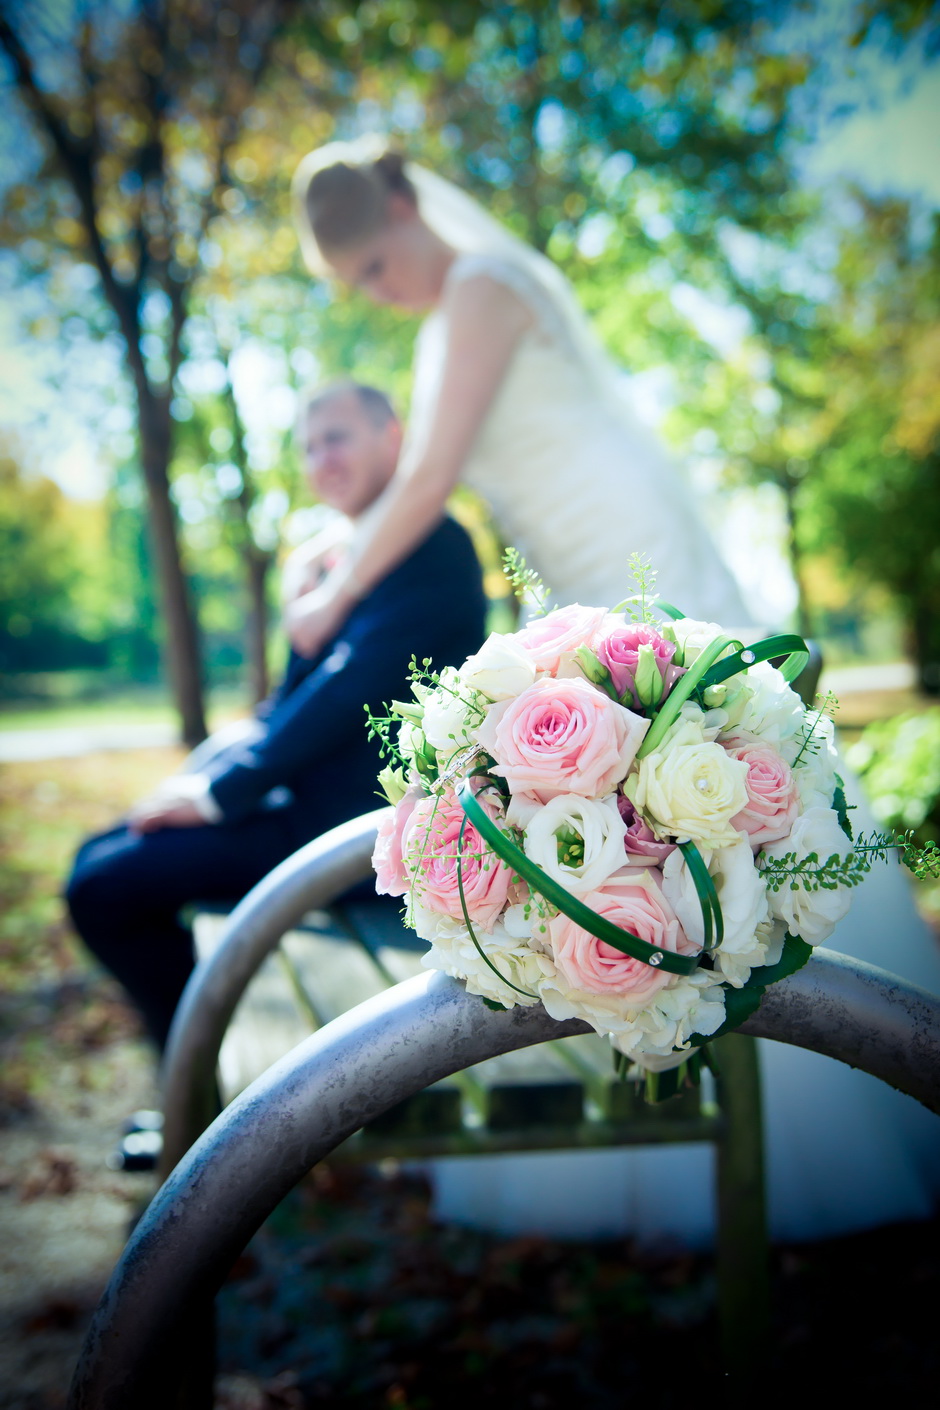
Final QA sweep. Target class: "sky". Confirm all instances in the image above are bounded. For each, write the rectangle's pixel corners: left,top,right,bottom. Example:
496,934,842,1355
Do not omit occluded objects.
802,50,940,204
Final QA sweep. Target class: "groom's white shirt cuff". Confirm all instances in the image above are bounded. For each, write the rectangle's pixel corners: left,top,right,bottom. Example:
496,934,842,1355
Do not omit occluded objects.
157,773,223,824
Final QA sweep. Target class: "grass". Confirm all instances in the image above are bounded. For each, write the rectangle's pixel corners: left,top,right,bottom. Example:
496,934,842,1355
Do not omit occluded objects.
0,689,249,734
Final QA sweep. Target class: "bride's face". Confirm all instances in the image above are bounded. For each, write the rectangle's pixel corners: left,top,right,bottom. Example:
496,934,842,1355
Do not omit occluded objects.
325,197,444,312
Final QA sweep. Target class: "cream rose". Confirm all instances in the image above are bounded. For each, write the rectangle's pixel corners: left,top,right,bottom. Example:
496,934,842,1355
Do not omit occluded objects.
459,631,537,701
761,806,853,944
523,794,628,895
625,718,750,849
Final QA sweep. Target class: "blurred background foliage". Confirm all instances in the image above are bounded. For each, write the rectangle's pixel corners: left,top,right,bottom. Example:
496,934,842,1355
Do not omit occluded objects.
0,0,938,734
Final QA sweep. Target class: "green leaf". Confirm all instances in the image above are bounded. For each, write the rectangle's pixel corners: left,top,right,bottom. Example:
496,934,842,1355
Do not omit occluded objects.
689,933,813,1047
833,775,853,840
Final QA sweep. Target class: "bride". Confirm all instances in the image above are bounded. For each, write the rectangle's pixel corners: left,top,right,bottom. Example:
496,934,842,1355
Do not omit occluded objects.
287,138,751,653
289,137,940,1244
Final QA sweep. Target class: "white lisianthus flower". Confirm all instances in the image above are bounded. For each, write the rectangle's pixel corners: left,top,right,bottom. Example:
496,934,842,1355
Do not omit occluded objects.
624,718,749,849
669,617,728,664
418,912,553,1009
397,718,425,775
761,806,853,944
421,667,481,755
523,794,627,895
720,662,804,758
791,714,840,811
661,838,770,988
459,632,537,701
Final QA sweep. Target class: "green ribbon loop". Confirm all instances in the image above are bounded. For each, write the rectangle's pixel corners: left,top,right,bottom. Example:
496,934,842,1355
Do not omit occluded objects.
457,780,701,977
699,632,810,688
677,840,723,951
637,634,739,759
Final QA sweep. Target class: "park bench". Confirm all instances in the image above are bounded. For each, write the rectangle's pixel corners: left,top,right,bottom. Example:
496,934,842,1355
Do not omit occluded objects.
69,645,833,1404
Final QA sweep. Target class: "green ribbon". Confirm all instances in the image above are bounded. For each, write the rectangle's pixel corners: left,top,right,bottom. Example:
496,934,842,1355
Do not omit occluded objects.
457,780,701,977
700,633,810,688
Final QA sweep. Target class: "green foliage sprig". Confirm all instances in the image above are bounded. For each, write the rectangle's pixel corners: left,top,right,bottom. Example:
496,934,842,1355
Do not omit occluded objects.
503,548,551,617
613,553,660,625
363,703,406,767
759,829,940,894
792,690,840,768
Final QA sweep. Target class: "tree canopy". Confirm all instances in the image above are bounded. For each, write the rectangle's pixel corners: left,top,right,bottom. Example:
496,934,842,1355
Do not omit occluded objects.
2,1,939,722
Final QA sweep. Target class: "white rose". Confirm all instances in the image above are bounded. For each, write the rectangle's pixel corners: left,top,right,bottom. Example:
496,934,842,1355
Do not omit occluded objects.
625,718,749,849
720,662,804,756
761,806,853,945
791,715,839,811
523,795,627,895
459,632,537,701
418,912,553,1009
421,667,479,755
661,837,770,988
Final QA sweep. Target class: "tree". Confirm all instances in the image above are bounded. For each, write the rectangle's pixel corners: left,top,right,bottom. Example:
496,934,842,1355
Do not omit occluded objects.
0,0,296,741
801,198,940,691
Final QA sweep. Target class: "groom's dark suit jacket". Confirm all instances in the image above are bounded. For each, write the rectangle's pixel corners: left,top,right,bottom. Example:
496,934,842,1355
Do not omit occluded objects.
204,513,487,845
65,514,487,1047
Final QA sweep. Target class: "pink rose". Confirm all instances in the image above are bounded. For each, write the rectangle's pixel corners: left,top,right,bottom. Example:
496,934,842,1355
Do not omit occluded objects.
512,604,608,674
722,731,800,849
401,786,513,930
596,623,684,706
617,795,677,865
549,870,696,1006
477,676,650,803
372,787,422,896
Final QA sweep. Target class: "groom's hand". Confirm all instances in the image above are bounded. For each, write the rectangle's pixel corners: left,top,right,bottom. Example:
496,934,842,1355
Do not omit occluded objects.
284,581,351,658
128,795,204,833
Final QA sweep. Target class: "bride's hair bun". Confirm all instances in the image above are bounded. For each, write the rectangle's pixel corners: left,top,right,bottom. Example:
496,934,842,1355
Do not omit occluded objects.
292,137,415,275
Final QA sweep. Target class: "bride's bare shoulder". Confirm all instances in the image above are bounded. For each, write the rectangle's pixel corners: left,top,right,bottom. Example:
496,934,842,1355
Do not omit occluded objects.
440,259,533,338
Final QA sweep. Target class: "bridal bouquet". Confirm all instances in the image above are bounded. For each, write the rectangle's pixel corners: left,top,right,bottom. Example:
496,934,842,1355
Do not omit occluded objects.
368,556,937,1093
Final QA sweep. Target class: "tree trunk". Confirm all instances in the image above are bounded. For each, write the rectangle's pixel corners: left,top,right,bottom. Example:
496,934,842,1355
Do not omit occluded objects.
782,476,813,641
911,598,940,696
138,392,208,746
244,547,271,706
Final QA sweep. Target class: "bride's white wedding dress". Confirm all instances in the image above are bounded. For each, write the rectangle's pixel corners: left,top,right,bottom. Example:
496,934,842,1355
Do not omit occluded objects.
402,175,940,1244
412,251,751,626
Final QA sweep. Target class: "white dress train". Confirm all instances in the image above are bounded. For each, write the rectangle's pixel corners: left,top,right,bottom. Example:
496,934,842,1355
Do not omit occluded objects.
404,240,940,1245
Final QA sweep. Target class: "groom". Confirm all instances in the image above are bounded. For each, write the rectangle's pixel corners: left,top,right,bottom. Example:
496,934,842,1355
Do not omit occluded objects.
66,380,487,1052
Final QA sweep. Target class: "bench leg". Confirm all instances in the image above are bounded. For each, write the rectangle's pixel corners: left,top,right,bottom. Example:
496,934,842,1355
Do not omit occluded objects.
713,1033,770,1371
